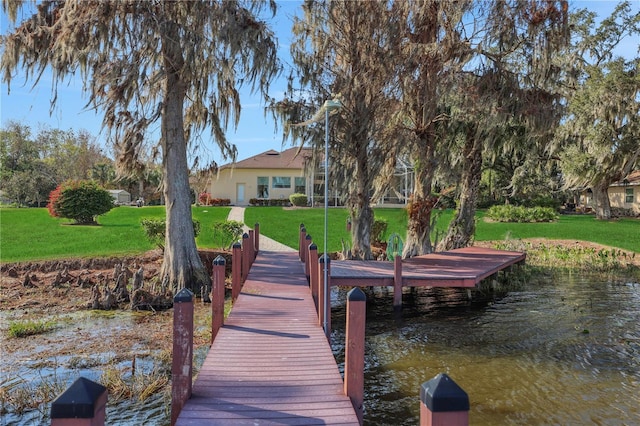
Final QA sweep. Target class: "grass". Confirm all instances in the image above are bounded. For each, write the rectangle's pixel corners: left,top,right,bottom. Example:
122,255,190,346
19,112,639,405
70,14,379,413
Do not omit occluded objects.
0,206,230,262
246,207,640,253
1,206,638,263
7,319,57,338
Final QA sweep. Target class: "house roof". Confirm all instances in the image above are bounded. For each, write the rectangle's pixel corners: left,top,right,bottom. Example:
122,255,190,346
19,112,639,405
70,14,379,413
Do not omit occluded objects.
220,147,312,170
611,170,640,187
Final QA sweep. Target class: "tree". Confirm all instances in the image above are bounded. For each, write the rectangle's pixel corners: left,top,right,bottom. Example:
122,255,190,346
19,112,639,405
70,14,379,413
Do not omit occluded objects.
272,0,400,259
2,1,279,294
556,59,640,219
48,180,114,224
552,3,640,219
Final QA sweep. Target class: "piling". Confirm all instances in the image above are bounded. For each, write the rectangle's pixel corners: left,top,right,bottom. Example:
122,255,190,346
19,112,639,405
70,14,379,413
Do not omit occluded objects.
171,288,194,426
232,242,242,302
309,243,319,305
50,377,107,426
344,288,366,425
420,373,469,426
299,226,307,261
319,254,331,339
393,255,402,311
242,233,250,282
212,256,226,342
254,223,260,255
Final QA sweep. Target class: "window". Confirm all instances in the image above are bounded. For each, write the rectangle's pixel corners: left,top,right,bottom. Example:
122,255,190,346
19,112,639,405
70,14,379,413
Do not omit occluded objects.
257,177,269,198
272,177,291,189
295,177,306,194
625,188,634,204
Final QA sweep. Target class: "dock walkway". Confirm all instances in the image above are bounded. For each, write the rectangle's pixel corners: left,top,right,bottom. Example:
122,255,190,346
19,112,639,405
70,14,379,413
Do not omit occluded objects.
175,250,360,425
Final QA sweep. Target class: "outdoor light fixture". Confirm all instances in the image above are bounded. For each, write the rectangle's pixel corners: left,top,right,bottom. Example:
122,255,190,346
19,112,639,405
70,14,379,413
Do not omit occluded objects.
322,99,341,338
292,98,341,337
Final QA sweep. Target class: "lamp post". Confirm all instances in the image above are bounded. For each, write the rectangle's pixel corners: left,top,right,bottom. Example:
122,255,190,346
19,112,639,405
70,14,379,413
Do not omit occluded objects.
322,99,341,337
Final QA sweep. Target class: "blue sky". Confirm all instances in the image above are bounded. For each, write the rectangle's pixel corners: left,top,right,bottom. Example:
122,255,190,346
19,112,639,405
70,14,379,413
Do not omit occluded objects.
1,1,637,168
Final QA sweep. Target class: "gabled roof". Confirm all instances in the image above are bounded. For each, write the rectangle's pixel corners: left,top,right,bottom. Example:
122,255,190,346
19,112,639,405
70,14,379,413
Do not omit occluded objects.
220,147,312,170
611,170,640,187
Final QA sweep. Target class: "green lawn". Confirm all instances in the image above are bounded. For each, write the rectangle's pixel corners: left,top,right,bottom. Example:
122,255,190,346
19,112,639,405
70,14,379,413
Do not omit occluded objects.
0,206,230,262
246,207,640,254
1,206,638,263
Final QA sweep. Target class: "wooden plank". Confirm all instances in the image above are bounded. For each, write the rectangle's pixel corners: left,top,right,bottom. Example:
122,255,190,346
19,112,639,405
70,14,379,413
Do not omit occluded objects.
175,251,360,426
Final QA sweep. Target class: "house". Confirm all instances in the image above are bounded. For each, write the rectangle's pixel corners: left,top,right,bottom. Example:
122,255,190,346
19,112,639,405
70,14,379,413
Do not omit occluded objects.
209,148,312,206
209,147,417,207
108,189,131,205
608,170,640,214
578,170,640,215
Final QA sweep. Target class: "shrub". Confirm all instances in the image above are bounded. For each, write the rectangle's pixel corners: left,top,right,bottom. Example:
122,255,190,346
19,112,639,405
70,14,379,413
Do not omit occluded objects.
372,219,388,243
486,205,559,223
47,180,114,224
289,193,308,207
198,192,213,205
141,218,201,251
212,220,245,249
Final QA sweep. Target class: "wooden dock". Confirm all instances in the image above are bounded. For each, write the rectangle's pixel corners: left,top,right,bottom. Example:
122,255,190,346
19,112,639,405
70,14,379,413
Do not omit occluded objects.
330,246,526,288
175,250,361,425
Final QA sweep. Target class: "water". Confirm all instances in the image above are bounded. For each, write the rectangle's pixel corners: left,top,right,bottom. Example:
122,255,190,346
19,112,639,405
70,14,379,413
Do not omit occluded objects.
331,271,640,425
3,272,638,425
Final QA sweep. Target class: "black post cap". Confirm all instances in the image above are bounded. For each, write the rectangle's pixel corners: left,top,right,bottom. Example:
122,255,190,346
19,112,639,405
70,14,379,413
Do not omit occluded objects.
347,287,366,302
420,373,469,412
300,223,305,229
319,254,331,264
300,227,306,233
50,377,106,419
213,255,226,266
309,243,318,251
174,287,194,303
305,234,312,240
242,233,249,239
233,242,241,249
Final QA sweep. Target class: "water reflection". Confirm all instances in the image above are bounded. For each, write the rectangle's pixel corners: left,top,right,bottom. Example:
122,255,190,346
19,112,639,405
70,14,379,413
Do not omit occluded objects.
331,272,640,425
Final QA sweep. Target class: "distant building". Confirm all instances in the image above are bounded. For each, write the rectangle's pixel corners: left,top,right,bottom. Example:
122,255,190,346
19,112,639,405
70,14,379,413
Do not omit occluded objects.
108,189,131,205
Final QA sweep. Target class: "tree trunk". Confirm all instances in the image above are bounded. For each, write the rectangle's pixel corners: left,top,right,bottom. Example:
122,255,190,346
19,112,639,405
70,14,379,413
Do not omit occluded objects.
159,17,211,297
350,203,373,260
403,139,437,258
592,183,612,220
348,155,374,260
438,127,482,251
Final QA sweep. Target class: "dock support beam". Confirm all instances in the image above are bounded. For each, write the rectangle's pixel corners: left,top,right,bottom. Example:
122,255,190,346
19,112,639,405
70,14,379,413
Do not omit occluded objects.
242,233,250,282
254,223,260,255
420,373,469,426
171,288,194,426
51,377,107,426
344,288,366,425
232,242,242,302
212,256,226,343
393,255,402,311
304,234,312,279
299,225,306,261
319,254,331,340
309,244,318,305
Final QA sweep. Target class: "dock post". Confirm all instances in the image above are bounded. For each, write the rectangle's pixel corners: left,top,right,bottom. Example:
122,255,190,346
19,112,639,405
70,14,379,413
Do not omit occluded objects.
319,254,331,339
51,377,107,426
171,288,194,426
212,255,226,343
232,242,242,302
254,223,260,255
299,226,306,261
309,243,318,303
248,229,256,264
420,373,469,426
242,233,250,282
393,255,402,312
344,288,366,425
304,234,312,279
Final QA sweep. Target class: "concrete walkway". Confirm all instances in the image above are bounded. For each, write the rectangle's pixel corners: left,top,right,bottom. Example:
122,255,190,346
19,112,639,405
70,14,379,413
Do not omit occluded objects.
227,206,296,252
